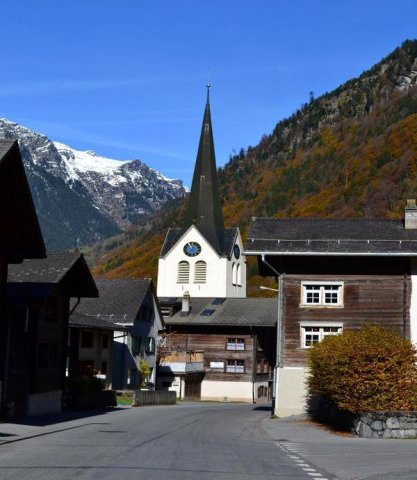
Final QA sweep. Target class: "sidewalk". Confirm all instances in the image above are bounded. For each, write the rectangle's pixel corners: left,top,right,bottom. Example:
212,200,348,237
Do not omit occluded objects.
261,413,350,443
0,407,130,445
261,414,417,480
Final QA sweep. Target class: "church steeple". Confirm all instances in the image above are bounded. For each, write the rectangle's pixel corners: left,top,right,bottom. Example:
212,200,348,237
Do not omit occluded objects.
183,85,225,253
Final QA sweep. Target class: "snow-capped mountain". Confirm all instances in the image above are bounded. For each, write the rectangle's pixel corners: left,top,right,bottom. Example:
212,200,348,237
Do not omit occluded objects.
0,118,186,250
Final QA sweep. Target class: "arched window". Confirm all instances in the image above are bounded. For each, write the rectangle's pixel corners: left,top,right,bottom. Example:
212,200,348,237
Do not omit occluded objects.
194,261,207,284
177,261,190,283
237,264,242,286
232,263,237,286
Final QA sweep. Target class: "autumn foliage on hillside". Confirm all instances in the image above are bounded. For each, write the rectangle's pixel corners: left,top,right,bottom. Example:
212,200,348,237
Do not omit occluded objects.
90,40,417,293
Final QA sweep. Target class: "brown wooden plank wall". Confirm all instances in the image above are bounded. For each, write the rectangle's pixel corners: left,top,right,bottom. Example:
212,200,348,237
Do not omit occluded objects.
165,325,275,382
282,274,411,366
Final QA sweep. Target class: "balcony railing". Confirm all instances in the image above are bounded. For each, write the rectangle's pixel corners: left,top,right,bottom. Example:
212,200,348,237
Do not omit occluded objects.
159,350,204,374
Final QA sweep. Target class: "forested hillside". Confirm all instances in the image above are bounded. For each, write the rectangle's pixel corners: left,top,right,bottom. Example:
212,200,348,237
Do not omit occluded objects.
89,40,417,295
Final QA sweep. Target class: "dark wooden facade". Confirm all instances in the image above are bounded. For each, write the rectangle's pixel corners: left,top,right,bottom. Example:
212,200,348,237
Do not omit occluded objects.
0,140,46,417
281,272,410,367
4,254,97,418
5,296,70,417
164,325,274,387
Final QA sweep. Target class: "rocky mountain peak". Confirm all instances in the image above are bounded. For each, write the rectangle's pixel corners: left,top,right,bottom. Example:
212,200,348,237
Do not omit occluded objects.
0,118,186,250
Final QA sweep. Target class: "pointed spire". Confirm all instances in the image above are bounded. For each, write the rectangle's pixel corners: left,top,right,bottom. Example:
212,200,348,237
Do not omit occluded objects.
183,86,224,253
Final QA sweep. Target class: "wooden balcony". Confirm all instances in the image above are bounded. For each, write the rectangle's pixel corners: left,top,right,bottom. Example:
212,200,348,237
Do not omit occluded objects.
159,350,204,374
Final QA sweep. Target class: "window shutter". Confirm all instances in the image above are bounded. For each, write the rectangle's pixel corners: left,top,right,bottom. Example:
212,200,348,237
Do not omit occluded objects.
177,261,190,283
194,261,207,284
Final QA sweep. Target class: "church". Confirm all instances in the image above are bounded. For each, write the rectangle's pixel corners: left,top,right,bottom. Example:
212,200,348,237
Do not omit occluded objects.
156,88,276,402
157,86,246,300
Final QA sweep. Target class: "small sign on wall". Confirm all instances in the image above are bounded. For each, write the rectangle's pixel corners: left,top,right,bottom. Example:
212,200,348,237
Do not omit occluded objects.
210,361,224,369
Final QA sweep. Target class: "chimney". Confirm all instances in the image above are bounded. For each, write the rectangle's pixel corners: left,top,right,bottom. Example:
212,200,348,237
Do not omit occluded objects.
405,199,417,229
181,291,190,317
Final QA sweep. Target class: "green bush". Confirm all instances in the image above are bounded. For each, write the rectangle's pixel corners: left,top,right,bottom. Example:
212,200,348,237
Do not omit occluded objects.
307,325,417,413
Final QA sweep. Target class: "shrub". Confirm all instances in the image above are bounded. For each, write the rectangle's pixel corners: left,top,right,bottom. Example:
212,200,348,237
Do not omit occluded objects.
307,325,417,413
138,359,151,389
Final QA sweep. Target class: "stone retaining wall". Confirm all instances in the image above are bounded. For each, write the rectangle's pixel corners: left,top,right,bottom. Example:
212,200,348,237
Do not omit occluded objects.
354,412,417,438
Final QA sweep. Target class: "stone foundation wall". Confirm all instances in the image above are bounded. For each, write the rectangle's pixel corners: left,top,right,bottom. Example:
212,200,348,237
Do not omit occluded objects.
354,412,417,438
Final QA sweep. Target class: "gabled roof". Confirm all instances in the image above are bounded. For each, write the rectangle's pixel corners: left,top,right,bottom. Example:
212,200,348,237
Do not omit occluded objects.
0,140,45,262
7,253,98,299
70,311,128,331
160,226,238,258
182,87,225,254
246,217,417,256
163,297,277,327
73,278,153,322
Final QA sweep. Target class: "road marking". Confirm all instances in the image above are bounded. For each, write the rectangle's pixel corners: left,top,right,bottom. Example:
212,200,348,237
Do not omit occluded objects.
276,441,330,480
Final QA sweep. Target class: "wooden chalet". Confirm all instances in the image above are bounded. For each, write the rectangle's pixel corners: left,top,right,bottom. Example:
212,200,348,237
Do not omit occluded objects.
245,202,417,416
158,297,276,402
0,139,46,418
6,253,97,417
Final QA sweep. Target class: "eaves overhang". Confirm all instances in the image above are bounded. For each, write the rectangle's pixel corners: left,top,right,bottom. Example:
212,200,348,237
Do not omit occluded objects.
244,250,417,257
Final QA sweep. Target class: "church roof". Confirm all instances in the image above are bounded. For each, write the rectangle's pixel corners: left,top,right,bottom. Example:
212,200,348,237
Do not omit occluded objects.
160,227,239,258
163,297,277,327
182,86,225,253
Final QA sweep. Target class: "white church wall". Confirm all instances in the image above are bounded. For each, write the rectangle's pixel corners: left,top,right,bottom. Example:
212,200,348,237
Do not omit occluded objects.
225,232,246,298
157,225,245,298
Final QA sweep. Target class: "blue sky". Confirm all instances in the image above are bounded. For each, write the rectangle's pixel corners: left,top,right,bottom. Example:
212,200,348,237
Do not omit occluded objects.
1,1,416,185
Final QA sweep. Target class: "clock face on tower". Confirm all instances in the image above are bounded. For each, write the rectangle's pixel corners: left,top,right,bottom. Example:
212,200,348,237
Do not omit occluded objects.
183,241,202,257
233,244,240,259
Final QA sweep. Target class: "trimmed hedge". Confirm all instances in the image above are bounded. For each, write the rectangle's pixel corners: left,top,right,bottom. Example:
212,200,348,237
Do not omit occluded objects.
307,325,417,414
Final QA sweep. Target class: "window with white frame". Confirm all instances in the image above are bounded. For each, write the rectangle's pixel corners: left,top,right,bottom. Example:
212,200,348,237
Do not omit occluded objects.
301,282,343,306
232,263,237,286
177,261,190,283
226,359,245,373
301,323,343,348
226,338,245,350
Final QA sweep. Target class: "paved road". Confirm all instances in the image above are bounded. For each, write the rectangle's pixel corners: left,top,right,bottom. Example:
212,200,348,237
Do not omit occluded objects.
3,403,417,480
0,403,319,480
